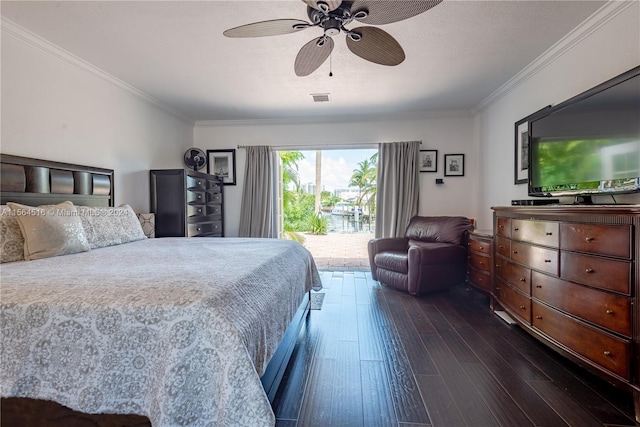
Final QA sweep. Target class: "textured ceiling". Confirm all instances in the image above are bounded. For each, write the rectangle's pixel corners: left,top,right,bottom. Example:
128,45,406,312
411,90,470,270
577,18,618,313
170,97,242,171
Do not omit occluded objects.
1,1,607,121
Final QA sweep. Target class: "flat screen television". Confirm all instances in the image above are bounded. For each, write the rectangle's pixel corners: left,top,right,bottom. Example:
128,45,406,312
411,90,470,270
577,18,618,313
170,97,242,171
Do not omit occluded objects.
528,66,640,204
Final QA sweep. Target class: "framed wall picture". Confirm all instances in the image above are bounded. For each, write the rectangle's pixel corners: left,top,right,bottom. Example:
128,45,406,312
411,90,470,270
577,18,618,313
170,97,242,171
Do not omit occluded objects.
514,118,529,184
444,154,465,176
207,149,236,185
419,150,438,172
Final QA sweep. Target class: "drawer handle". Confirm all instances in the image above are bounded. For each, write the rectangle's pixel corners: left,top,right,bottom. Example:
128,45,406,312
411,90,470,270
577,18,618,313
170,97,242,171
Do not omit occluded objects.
519,305,526,310
197,194,202,199
498,245,504,250
514,227,519,231
603,350,612,357
197,180,202,185
544,259,552,263
536,285,542,288
512,250,518,254
479,246,484,251
585,237,594,242
519,277,526,282
535,315,542,319
585,268,594,273
606,309,614,315
479,261,484,266
478,278,483,283
545,232,553,236
499,225,504,229
197,227,201,231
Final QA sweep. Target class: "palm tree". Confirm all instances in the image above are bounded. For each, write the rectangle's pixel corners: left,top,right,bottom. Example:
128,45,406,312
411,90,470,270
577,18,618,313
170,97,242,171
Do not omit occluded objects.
315,150,322,214
349,153,378,216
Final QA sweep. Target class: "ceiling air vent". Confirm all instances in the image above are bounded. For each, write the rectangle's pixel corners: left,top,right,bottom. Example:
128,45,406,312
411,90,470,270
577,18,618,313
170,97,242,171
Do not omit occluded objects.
311,93,330,103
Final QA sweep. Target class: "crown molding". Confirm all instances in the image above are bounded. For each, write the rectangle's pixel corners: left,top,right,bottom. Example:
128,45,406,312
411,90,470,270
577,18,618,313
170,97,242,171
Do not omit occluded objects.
1,17,194,125
471,1,635,114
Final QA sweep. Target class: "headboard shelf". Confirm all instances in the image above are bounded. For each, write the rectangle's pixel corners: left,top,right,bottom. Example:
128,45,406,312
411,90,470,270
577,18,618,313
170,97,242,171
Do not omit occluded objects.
0,154,114,207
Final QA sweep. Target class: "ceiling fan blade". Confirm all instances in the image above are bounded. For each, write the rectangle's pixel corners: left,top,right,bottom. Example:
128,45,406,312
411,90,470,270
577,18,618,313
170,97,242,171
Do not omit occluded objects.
350,0,443,25
346,27,405,66
223,19,310,38
295,37,334,77
302,0,342,12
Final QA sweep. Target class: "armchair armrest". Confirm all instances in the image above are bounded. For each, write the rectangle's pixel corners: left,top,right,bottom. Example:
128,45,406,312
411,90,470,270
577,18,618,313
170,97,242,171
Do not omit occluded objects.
368,237,409,280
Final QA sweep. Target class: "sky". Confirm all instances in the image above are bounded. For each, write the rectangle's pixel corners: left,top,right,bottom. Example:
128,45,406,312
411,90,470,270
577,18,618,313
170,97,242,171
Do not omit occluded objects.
294,149,377,192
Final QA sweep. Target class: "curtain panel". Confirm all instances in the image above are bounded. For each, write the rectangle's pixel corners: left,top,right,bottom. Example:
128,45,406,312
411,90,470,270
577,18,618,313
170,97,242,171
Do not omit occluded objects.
238,146,279,238
375,140,420,238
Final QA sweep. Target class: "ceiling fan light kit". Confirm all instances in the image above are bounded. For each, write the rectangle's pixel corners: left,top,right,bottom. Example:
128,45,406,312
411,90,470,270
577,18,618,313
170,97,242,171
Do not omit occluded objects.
223,0,443,77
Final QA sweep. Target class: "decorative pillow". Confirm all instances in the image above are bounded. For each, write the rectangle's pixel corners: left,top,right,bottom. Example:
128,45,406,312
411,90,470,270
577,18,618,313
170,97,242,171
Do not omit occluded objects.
117,205,147,243
7,201,91,260
137,213,155,238
76,204,147,249
0,205,25,263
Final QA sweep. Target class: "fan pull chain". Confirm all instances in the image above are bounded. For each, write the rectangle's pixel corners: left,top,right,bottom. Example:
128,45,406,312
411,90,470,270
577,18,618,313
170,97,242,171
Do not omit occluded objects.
329,51,333,77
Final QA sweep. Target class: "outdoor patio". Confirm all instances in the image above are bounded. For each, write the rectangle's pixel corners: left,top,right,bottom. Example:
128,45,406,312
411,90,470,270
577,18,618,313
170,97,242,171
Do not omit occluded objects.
301,232,373,271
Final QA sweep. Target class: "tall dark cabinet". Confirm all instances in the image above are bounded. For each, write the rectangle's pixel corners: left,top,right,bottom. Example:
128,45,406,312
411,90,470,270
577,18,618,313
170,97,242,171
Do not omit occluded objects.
150,169,224,237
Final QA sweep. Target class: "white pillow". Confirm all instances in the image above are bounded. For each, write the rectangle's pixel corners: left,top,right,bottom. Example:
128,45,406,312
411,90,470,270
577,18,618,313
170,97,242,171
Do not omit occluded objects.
7,201,91,260
0,205,25,263
77,204,146,249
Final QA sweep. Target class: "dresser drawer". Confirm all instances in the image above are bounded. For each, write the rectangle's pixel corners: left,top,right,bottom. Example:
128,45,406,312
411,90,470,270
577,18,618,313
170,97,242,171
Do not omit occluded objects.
188,221,223,237
468,268,491,292
187,204,207,217
469,252,490,272
512,219,559,247
496,260,530,294
187,190,206,204
208,180,222,193
469,235,491,254
187,204,222,219
532,302,630,380
496,217,511,238
495,236,511,259
511,241,558,276
186,175,207,191
560,252,631,295
496,279,530,324
207,192,222,204
560,223,632,259
531,271,631,337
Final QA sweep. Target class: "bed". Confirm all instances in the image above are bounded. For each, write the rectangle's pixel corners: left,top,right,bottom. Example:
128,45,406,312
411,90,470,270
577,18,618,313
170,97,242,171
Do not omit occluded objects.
0,154,322,426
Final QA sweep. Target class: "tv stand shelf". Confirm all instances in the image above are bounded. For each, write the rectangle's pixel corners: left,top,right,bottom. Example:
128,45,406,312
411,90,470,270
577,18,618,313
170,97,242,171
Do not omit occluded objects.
492,205,640,422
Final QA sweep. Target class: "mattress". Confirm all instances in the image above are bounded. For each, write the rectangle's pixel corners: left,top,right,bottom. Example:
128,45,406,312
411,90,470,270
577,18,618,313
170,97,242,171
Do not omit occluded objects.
1,237,322,427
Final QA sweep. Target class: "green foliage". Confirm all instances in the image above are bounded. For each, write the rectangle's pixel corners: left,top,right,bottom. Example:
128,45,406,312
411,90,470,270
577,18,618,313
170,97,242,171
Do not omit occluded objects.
309,213,328,235
349,153,378,216
278,150,379,233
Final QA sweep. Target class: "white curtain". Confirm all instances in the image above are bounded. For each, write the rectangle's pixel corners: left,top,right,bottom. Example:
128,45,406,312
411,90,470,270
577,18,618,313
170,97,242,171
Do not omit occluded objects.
374,140,420,238
238,146,279,238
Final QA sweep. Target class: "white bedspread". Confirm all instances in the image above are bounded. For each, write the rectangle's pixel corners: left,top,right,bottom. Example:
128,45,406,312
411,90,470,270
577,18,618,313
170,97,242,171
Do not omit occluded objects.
1,237,321,426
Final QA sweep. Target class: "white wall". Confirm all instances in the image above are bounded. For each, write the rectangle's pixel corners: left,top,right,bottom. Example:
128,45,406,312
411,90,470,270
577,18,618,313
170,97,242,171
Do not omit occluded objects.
1,27,193,213
474,2,640,229
194,113,475,237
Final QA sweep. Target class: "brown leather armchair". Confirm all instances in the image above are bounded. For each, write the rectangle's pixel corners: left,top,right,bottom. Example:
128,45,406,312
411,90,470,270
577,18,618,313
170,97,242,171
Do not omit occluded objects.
368,216,473,295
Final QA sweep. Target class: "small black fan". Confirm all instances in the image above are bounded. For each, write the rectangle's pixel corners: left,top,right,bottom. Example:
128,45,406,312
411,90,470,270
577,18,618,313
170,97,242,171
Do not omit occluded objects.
184,148,207,171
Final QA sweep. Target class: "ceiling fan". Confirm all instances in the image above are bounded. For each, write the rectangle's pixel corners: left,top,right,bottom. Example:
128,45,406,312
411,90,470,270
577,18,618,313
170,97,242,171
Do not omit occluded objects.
223,0,443,77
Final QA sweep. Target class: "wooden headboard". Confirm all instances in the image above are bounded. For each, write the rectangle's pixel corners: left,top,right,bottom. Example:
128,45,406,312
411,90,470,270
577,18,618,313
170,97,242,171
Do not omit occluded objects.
0,154,114,207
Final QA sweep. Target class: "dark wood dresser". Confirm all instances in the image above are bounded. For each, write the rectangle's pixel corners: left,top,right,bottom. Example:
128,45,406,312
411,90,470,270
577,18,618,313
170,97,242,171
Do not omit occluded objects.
493,205,640,420
467,229,493,299
150,169,224,237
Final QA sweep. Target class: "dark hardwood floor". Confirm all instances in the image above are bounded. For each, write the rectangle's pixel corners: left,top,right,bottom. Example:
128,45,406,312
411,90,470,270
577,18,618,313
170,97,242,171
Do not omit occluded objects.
272,271,637,427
